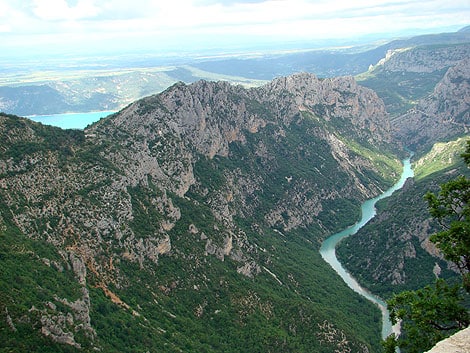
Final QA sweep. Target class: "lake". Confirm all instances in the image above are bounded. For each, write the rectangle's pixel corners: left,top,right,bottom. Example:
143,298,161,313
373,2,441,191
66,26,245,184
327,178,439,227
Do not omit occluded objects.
28,111,115,129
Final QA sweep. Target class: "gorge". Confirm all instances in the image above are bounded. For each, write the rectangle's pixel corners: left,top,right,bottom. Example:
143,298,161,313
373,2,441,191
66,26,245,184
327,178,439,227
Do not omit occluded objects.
321,156,414,339
1,28,469,352
0,73,401,352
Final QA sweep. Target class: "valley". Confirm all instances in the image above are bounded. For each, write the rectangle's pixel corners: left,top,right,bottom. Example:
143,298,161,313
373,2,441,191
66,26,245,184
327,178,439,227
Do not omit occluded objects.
321,155,413,339
2,27,469,118
0,26,469,353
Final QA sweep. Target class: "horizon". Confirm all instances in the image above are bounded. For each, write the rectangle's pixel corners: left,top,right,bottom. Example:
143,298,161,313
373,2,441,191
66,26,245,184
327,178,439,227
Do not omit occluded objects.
1,0,469,65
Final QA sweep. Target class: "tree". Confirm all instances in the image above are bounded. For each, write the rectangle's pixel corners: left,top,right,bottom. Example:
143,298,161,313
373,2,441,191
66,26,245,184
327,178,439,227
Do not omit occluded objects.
384,140,470,352
425,175,470,291
385,279,469,353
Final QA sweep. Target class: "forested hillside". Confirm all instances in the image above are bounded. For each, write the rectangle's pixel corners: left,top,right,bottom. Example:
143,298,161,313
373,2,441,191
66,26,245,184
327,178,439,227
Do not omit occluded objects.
0,73,401,352
1,27,469,353
337,138,469,298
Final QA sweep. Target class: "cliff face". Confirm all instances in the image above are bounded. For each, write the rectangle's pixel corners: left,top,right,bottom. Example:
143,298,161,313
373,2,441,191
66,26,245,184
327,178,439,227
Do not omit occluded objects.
336,137,469,298
376,44,470,74
0,73,399,352
393,57,470,152
359,42,470,121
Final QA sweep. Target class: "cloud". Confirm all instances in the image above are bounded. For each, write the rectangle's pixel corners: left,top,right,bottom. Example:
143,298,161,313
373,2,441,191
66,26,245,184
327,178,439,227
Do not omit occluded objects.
32,0,100,21
0,0,468,57
0,24,12,33
195,0,269,6
91,0,160,20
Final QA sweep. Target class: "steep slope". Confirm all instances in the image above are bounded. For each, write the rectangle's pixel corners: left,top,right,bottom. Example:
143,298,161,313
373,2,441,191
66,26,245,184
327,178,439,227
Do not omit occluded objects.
0,73,401,352
337,137,469,298
358,43,470,117
335,37,470,305
392,57,470,153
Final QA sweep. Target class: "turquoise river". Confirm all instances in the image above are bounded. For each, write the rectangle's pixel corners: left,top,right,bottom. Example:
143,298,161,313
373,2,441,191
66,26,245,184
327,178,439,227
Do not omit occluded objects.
28,111,414,341
320,156,414,339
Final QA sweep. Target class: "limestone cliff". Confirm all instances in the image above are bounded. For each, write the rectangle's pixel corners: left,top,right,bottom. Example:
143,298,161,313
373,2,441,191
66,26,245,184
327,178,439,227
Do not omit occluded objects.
425,327,470,353
375,44,470,74
393,57,470,152
359,41,470,120
0,73,400,352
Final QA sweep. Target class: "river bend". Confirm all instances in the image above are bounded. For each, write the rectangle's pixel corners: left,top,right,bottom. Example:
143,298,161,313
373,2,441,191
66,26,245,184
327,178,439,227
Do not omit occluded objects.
320,157,414,339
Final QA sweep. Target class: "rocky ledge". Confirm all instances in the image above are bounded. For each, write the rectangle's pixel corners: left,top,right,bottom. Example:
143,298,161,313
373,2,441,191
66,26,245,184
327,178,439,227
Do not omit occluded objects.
425,327,470,353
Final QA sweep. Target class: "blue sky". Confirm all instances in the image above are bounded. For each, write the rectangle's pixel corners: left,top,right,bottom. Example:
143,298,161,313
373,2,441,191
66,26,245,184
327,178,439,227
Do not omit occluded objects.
0,0,469,58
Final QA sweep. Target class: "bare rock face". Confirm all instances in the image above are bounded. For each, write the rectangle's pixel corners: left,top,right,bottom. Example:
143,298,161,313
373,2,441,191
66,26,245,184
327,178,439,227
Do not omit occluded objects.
32,285,96,349
376,44,470,73
393,57,470,151
99,73,392,165
262,73,392,146
0,73,399,350
425,327,470,353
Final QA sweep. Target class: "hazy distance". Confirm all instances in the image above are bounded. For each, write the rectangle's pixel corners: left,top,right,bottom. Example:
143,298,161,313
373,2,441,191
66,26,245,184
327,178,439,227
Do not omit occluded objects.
1,0,469,65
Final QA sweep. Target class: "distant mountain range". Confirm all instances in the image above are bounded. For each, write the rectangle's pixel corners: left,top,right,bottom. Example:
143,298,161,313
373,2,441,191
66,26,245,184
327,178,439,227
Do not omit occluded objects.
0,26,469,352
1,27,469,116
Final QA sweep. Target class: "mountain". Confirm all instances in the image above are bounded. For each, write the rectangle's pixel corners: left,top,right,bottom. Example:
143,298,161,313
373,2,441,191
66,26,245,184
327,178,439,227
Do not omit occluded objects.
392,57,470,153
357,43,469,118
1,28,468,116
0,73,401,352
337,137,469,299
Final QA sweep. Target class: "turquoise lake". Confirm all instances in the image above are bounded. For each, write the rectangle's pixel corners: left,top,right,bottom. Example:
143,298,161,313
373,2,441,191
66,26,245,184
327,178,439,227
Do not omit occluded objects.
28,111,115,129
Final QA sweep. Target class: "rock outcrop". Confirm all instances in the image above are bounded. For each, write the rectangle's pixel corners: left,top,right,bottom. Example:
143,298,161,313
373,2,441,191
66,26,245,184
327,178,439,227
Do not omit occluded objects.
376,44,470,73
0,73,400,351
425,327,470,353
393,57,470,152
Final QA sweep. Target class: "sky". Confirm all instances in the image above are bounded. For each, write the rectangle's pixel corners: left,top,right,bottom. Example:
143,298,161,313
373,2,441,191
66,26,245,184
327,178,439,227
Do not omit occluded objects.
0,0,469,59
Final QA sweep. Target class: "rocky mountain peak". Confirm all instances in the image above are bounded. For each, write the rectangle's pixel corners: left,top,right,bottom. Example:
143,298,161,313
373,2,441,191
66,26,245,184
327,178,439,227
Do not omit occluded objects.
393,56,470,151
0,72,402,352
90,73,392,171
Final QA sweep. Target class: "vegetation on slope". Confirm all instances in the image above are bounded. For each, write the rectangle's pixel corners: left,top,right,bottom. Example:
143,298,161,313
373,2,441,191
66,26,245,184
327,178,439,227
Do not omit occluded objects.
337,136,469,299
0,71,398,353
0,204,88,352
357,43,469,117
357,66,446,117
384,141,470,353
413,137,469,180
0,29,468,353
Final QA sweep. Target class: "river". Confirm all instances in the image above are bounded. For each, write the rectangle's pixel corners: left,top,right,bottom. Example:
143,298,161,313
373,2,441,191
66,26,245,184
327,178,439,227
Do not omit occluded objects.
28,111,115,129
29,109,412,339
320,156,414,339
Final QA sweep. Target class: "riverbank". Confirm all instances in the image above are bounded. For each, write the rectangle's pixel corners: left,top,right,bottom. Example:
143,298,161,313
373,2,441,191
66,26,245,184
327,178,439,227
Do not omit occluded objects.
320,156,414,339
